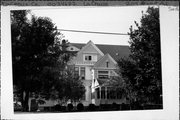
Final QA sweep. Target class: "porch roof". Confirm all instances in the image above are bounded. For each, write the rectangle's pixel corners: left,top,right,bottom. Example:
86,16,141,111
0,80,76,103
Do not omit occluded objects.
97,79,110,86
96,78,119,87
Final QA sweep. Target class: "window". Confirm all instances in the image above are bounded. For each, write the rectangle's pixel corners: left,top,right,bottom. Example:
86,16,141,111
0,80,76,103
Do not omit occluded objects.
107,87,111,99
110,89,116,99
101,87,105,99
74,67,79,77
80,67,85,79
98,71,109,79
116,90,122,99
98,71,108,74
85,55,92,61
82,93,86,100
96,88,100,99
106,61,109,68
84,54,97,62
91,92,95,99
107,87,117,99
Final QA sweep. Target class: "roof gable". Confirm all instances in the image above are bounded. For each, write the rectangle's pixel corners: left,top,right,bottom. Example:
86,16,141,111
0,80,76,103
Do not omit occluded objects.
94,54,117,69
68,41,104,65
79,40,104,56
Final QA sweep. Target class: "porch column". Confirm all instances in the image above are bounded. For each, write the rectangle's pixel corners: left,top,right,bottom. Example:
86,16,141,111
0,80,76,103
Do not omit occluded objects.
99,87,101,100
99,87,101,104
105,87,107,100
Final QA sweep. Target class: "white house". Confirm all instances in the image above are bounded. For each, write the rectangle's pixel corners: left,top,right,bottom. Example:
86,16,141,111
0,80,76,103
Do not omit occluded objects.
28,40,130,111
67,40,130,106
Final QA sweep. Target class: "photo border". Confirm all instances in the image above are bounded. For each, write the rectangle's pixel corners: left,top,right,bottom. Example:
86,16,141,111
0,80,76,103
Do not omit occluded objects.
1,1,179,120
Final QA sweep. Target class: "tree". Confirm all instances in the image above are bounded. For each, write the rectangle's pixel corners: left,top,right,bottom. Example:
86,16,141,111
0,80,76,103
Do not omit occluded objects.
117,7,162,106
11,10,85,111
51,69,85,104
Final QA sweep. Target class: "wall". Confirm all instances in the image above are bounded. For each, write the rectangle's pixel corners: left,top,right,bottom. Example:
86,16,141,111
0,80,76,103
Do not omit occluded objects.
85,66,92,80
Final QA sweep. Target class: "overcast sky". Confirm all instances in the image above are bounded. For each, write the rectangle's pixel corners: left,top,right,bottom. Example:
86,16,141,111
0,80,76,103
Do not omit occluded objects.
30,6,149,45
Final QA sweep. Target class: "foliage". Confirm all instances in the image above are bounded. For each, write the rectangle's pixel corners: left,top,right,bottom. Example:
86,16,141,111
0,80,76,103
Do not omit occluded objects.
88,104,96,111
117,7,162,105
77,103,84,111
11,10,85,111
54,104,61,111
67,103,74,111
43,69,85,103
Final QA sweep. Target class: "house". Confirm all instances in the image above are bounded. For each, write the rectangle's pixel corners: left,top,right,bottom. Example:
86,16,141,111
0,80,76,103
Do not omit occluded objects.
67,40,130,106
27,40,130,111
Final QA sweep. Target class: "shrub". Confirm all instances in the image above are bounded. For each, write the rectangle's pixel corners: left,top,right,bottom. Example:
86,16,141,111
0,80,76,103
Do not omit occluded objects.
30,99,38,112
121,103,126,110
88,104,96,111
112,102,119,110
121,103,130,110
67,103,74,111
77,103,84,111
54,104,61,111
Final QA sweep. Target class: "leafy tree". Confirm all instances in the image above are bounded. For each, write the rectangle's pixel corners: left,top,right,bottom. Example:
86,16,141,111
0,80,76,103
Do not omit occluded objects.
117,7,162,106
11,10,85,111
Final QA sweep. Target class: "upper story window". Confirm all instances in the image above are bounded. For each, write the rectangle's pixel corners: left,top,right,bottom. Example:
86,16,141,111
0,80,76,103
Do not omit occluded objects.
106,61,109,68
85,55,92,61
83,54,97,62
80,67,85,80
74,67,79,77
98,71,109,79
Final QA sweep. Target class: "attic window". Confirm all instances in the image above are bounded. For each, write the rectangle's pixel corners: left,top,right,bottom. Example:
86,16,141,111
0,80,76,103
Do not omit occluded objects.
85,55,92,61
106,61,109,68
70,47,74,50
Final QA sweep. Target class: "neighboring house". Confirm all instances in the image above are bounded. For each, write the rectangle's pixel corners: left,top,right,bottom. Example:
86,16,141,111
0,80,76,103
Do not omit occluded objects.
67,40,130,106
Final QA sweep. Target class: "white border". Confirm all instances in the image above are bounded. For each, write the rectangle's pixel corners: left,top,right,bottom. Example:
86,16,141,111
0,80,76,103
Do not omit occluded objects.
1,6,179,120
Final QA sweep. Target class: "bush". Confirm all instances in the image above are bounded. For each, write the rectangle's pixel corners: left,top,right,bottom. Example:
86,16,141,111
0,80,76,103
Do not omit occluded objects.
121,103,130,110
88,104,96,111
14,102,22,111
143,104,162,110
131,101,143,110
100,104,108,110
30,99,38,112
67,103,74,111
112,102,119,110
61,106,67,111
121,103,126,110
77,103,84,111
54,104,61,111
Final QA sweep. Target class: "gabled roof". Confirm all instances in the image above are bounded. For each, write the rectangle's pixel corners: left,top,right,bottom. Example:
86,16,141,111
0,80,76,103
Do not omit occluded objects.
70,43,130,61
94,53,117,68
76,40,104,56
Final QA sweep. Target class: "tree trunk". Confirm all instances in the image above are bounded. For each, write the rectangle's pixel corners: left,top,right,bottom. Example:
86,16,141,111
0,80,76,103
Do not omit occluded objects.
129,99,132,110
22,90,29,112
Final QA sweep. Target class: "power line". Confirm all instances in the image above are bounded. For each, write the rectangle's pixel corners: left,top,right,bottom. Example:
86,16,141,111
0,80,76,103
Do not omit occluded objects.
57,29,129,36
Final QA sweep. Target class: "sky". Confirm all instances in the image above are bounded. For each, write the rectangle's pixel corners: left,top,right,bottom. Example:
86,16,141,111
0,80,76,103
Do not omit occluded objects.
30,6,149,45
